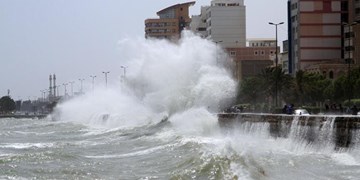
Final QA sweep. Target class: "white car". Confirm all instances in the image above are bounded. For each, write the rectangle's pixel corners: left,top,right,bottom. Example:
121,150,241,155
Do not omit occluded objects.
293,109,310,115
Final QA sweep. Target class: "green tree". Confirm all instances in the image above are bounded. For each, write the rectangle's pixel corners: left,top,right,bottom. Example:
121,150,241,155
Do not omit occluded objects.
259,67,292,106
238,76,265,104
0,96,16,114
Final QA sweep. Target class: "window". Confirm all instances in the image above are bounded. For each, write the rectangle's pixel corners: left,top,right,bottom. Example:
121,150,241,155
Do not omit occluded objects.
329,71,334,79
254,50,259,56
324,1,331,12
230,51,236,56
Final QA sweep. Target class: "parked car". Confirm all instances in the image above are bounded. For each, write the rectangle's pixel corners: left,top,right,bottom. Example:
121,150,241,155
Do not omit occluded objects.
293,109,310,115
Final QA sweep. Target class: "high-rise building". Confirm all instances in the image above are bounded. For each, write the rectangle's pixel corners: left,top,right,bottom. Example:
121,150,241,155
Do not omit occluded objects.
145,2,195,40
191,0,246,47
347,0,360,65
288,0,346,73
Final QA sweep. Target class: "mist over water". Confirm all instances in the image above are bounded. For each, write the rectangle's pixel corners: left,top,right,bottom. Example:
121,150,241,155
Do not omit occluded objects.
55,31,236,129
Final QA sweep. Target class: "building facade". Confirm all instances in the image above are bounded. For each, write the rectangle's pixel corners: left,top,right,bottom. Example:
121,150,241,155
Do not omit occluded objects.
289,0,346,73
346,0,360,65
206,0,246,47
145,2,195,40
190,7,208,38
227,39,278,80
191,0,246,47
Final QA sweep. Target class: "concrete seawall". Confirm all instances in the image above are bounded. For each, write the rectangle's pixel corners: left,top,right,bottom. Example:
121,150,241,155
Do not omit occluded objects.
218,113,360,148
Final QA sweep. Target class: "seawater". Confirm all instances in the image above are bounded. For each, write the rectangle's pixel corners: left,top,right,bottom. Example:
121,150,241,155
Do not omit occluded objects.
1,32,360,179
1,115,360,179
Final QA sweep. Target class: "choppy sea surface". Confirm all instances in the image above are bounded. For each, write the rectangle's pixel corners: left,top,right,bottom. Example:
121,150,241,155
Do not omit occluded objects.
2,32,360,179
1,114,360,180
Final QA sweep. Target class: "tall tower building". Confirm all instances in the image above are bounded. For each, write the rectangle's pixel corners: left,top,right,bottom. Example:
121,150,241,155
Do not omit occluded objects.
289,0,346,73
145,2,195,40
205,0,246,48
347,0,360,65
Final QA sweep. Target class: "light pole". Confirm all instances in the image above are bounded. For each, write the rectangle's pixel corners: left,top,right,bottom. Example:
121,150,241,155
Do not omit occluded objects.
343,22,358,106
215,41,223,64
102,71,110,88
269,21,284,107
40,90,44,101
90,75,96,91
63,83,68,97
56,85,61,97
69,81,75,96
120,66,127,81
78,78,85,93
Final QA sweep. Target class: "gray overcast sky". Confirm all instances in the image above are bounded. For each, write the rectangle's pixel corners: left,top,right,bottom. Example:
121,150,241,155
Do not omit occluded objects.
0,0,287,100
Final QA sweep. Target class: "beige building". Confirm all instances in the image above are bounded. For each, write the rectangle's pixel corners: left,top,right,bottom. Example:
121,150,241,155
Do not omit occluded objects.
145,2,195,40
226,45,277,80
191,0,246,48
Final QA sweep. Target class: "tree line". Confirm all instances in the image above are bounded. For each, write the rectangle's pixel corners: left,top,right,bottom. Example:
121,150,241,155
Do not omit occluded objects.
0,96,16,114
237,66,360,109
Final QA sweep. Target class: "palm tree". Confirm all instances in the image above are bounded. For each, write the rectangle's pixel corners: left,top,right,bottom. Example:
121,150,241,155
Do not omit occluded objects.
259,66,292,107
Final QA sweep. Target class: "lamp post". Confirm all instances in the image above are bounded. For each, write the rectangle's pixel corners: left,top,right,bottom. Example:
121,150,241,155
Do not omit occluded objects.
343,22,358,105
69,81,75,96
40,90,44,101
78,78,85,93
90,75,96,91
215,41,223,64
56,85,60,97
102,71,110,88
63,83,68,97
120,66,127,81
269,21,284,107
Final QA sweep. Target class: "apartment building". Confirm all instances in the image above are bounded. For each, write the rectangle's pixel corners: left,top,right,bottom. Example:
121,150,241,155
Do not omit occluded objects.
191,0,246,47
227,39,278,80
145,2,195,40
190,7,207,38
347,0,360,65
288,0,346,74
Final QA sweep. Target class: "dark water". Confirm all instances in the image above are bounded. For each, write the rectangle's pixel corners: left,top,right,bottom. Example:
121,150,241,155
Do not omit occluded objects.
1,115,360,180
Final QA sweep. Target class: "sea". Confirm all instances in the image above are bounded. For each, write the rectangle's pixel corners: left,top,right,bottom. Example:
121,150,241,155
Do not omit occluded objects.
1,32,360,179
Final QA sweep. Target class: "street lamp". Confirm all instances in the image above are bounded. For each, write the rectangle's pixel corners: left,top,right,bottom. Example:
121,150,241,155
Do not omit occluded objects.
343,21,358,105
78,78,85,93
63,83,68,97
102,71,110,88
215,41,223,64
69,81,75,96
56,85,61,97
40,90,44,101
90,75,96,91
269,21,284,107
120,66,127,81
